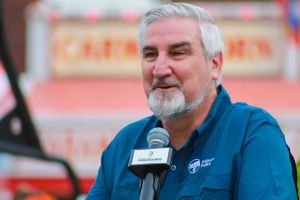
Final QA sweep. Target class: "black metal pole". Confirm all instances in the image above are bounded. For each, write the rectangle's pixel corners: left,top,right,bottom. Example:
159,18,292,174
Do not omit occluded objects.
0,0,43,151
0,141,82,199
0,0,82,198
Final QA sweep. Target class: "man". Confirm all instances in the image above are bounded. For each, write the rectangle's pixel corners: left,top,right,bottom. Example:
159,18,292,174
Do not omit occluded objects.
87,3,298,199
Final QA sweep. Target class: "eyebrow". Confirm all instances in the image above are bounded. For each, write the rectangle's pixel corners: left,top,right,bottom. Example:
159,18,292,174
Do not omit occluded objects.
142,45,156,53
170,41,192,49
142,41,192,53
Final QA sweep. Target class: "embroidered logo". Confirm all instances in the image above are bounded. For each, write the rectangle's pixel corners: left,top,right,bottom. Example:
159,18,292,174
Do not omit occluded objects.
188,157,215,174
188,159,201,174
200,157,214,168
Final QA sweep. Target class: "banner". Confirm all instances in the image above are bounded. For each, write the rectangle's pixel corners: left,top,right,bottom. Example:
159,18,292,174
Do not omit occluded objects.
51,20,284,77
52,21,141,77
220,20,284,76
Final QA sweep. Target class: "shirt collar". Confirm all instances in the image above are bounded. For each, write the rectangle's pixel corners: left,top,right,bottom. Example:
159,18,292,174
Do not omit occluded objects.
153,85,232,150
195,85,231,135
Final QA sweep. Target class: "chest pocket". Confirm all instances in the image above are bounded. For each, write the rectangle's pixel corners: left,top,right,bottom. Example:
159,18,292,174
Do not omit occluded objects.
178,175,234,200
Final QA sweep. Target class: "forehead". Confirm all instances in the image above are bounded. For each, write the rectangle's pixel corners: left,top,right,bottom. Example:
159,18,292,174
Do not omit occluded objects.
143,17,201,48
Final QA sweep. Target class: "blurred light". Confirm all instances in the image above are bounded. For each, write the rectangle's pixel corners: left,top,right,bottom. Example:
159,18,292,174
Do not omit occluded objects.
122,8,140,23
10,117,22,136
240,5,254,21
49,9,61,24
84,8,101,23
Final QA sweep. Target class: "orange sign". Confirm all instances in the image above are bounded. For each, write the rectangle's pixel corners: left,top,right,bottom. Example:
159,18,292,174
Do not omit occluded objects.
51,20,284,77
220,20,284,76
52,21,141,77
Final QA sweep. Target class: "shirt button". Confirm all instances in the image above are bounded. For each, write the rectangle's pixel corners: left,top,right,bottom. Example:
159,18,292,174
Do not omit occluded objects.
170,165,176,171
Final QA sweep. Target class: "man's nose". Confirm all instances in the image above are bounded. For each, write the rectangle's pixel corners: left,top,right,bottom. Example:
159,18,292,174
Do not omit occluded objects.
153,54,172,78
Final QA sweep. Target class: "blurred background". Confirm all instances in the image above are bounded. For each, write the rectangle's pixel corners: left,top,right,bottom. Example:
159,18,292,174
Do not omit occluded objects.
0,0,299,199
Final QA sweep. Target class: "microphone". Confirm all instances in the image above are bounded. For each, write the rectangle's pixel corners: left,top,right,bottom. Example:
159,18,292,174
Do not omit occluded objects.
128,128,173,200
147,127,169,148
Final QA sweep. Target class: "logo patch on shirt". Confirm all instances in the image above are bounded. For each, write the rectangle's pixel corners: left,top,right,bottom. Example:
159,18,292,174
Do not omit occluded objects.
200,157,214,168
188,159,201,174
188,157,215,174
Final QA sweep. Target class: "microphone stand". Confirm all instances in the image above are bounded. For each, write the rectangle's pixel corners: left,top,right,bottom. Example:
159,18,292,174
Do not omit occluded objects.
128,127,173,200
139,172,160,200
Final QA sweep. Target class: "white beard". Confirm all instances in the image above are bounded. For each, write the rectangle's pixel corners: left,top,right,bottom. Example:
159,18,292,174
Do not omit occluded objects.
148,78,210,120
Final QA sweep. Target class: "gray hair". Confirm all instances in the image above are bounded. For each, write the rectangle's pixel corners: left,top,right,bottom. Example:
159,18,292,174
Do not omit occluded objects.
138,3,224,86
138,3,224,58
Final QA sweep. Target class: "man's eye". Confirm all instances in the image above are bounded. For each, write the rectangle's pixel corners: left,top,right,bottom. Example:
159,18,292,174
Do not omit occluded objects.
172,51,185,56
143,51,157,60
171,50,186,58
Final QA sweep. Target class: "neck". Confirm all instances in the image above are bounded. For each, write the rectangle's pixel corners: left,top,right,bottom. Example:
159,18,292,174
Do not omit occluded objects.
162,88,217,150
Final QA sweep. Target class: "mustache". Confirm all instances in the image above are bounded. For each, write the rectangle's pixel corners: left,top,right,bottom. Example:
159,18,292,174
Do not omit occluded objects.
151,78,181,90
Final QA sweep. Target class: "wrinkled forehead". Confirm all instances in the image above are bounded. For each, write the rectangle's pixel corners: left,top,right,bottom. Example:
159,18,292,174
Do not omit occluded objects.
139,16,204,51
142,17,201,47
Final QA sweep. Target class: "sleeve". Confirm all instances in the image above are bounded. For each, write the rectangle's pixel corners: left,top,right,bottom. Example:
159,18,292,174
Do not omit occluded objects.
235,120,297,200
86,150,110,200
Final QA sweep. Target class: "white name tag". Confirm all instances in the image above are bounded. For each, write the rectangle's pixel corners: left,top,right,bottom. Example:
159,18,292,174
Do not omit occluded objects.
130,148,171,165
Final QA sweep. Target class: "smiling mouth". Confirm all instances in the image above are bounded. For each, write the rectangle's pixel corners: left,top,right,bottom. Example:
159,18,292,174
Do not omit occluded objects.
152,78,180,91
153,85,177,91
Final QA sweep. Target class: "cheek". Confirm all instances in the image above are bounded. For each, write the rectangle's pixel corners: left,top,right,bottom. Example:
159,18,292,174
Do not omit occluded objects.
181,71,208,101
142,60,153,76
142,64,153,96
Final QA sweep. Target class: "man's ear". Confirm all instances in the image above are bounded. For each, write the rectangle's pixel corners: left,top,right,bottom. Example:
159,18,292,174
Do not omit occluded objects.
211,52,223,81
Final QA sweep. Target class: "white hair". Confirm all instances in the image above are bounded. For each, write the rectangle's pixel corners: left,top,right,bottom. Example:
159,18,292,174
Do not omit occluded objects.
138,3,224,86
148,77,209,120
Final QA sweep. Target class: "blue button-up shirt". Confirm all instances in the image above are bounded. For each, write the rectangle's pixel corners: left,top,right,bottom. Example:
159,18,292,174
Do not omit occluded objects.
87,86,297,199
